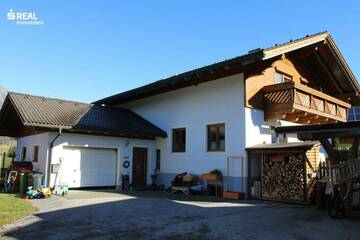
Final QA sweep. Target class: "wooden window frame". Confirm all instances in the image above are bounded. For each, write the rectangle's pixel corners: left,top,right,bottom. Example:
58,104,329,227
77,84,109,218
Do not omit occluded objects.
207,123,225,152
275,71,292,84
172,128,186,153
33,145,39,162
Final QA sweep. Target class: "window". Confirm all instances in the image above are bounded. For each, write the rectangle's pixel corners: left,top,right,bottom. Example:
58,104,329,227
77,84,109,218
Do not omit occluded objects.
271,126,277,143
271,131,288,144
156,149,161,170
21,147,27,161
207,123,225,151
275,71,292,84
33,146,39,162
278,133,287,143
172,128,186,152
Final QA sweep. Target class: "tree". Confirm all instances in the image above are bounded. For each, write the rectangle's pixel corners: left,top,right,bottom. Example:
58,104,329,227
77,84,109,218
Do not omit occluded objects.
7,145,16,158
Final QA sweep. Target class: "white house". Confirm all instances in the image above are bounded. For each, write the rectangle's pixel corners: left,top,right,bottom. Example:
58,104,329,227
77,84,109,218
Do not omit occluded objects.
1,32,359,199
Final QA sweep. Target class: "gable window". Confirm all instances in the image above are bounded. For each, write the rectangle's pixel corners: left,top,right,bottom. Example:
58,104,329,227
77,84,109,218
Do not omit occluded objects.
172,128,186,152
33,146,39,162
275,71,292,84
207,123,225,152
21,147,27,161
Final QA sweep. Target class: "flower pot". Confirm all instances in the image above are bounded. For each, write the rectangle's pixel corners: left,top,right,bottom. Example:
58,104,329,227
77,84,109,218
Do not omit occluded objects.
201,173,221,181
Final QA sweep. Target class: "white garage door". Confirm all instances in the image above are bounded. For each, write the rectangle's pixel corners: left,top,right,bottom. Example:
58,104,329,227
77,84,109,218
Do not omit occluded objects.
61,147,117,188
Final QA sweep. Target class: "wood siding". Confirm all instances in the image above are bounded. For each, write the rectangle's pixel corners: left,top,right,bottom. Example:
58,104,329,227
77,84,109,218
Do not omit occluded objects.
245,56,351,123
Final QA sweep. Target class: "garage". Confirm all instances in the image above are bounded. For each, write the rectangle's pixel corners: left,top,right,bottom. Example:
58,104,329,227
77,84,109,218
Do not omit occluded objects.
61,147,117,188
0,92,167,188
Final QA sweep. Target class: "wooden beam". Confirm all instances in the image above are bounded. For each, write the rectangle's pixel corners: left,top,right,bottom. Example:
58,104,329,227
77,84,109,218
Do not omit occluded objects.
333,92,356,103
325,39,359,94
281,112,300,122
314,50,344,94
319,138,336,164
302,58,328,91
298,132,314,141
351,136,360,158
298,112,308,117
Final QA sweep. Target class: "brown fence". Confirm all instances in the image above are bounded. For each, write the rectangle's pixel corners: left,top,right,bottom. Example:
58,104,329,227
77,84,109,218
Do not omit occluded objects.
319,158,360,185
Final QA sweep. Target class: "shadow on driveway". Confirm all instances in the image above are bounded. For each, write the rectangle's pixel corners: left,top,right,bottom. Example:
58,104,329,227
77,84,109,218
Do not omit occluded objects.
2,190,360,240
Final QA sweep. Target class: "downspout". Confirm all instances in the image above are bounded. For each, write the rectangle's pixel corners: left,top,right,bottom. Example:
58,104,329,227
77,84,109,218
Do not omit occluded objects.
45,128,62,187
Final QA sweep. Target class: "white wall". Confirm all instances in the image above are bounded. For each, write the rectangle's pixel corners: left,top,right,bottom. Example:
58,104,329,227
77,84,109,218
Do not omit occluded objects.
15,133,49,173
49,133,156,187
121,73,247,181
16,132,157,187
245,108,301,147
245,108,271,147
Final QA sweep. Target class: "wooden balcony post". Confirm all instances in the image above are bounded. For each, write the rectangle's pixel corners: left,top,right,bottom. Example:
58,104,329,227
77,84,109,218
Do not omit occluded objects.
310,95,314,110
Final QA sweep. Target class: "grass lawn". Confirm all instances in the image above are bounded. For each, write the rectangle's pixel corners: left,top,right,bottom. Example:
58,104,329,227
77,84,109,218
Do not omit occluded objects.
0,194,35,227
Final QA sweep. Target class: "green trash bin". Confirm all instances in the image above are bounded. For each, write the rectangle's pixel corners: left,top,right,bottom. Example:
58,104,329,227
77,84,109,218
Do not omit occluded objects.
19,172,32,194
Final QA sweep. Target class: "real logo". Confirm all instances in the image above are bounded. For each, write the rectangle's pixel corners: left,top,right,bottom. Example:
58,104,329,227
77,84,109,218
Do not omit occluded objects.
7,9,44,25
7,9,15,20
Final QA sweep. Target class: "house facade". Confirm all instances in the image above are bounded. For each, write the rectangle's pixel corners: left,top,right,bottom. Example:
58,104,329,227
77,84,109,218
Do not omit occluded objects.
1,32,359,198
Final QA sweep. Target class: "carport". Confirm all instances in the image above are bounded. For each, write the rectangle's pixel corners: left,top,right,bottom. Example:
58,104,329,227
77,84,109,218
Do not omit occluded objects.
276,121,360,215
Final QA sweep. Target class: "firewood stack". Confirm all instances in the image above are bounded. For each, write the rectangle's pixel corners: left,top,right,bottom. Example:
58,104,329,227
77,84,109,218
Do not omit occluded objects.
262,153,306,201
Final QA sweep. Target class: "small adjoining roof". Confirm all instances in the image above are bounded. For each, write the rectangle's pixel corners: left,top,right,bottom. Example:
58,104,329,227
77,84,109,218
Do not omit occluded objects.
275,121,360,134
94,31,359,106
0,92,166,138
246,141,319,152
275,121,360,141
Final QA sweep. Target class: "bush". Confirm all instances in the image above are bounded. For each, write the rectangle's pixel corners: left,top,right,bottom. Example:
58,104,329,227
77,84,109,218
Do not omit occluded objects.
210,169,222,176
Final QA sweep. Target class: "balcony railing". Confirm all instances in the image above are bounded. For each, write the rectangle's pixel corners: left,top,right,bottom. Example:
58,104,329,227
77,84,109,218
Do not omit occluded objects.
262,82,351,123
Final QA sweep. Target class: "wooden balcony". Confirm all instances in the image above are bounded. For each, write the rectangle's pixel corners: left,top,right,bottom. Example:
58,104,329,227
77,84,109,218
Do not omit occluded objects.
262,82,351,124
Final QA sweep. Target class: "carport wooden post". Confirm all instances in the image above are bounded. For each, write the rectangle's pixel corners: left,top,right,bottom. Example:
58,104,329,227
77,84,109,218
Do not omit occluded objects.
276,123,360,216
351,136,359,158
318,138,336,164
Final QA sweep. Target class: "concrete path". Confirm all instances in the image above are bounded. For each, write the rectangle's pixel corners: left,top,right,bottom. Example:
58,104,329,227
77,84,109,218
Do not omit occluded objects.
1,190,359,240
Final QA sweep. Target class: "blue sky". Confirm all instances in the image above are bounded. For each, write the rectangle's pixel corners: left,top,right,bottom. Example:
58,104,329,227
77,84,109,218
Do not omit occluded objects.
1,1,360,103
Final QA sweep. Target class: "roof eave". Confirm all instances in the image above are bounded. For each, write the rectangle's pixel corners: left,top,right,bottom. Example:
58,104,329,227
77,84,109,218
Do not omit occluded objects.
67,128,167,139
93,51,264,105
324,35,360,95
262,32,328,60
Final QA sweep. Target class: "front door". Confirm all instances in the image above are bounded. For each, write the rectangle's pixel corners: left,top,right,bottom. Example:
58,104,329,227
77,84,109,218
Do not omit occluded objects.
132,147,148,187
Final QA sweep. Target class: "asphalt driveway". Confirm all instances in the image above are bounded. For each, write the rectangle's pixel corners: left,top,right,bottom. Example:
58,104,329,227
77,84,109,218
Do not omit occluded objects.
1,190,359,240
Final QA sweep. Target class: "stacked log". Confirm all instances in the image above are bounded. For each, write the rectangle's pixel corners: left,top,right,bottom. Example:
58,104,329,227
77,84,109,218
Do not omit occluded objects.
262,153,305,201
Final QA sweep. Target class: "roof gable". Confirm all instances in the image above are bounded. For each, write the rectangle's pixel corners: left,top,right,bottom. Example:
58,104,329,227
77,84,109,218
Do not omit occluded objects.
262,32,329,60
